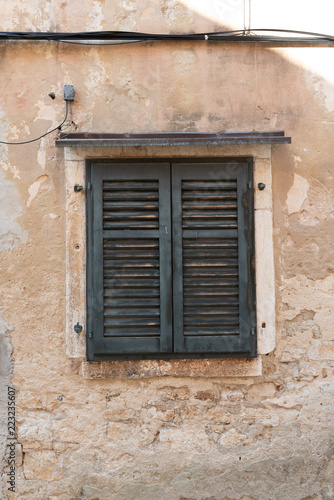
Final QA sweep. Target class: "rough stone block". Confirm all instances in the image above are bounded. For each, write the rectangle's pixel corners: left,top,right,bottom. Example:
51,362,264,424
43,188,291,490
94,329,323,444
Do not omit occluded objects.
23,450,63,481
159,425,211,452
206,407,232,424
247,383,277,403
157,385,191,401
219,428,247,447
17,411,52,444
308,341,334,360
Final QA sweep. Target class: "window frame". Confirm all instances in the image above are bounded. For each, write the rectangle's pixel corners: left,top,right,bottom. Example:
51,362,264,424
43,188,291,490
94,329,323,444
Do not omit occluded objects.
85,157,256,361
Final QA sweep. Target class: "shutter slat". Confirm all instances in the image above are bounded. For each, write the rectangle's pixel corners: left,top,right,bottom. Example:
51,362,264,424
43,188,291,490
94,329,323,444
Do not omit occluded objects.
103,192,159,201
182,181,237,189
184,327,239,336
183,201,237,209
104,221,159,229
104,308,160,317
104,260,159,268
182,192,237,200
182,211,237,218
182,220,238,229
184,307,239,315
104,278,161,287
104,211,159,219
105,298,160,307
184,296,239,306
104,288,160,297
104,269,160,277
183,249,237,258
104,317,160,326
182,288,238,296
103,181,159,190
184,317,239,325
183,278,239,286
104,201,159,209
104,252,159,260
184,259,239,267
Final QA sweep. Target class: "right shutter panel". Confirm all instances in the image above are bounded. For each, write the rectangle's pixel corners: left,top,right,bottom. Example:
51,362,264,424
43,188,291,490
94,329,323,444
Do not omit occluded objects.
172,162,256,356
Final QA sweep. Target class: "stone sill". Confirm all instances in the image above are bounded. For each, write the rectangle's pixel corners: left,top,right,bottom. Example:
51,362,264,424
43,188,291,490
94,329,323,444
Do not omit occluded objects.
82,357,262,379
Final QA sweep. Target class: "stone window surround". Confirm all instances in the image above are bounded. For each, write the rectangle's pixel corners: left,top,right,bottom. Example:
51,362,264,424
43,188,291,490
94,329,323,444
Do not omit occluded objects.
64,144,275,379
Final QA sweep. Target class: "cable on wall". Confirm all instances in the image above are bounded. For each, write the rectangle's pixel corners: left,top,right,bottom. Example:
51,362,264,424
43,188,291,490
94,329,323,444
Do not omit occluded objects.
0,100,70,145
0,29,334,44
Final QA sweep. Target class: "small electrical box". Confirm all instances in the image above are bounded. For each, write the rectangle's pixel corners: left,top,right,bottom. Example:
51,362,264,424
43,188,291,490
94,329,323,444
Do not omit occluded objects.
64,84,75,101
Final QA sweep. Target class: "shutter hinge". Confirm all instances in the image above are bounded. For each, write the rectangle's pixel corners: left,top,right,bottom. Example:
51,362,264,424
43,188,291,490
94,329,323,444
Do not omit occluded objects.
87,182,92,191
248,181,252,189
251,327,256,336
74,322,83,334
88,330,93,338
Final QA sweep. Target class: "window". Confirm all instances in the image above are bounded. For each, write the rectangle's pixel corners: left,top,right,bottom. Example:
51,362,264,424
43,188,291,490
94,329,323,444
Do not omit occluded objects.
86,159,256,360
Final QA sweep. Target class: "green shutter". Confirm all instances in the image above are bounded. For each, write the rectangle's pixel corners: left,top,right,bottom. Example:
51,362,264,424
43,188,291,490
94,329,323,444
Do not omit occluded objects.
86,162,172,360
172,161,256,356
87,159,256,360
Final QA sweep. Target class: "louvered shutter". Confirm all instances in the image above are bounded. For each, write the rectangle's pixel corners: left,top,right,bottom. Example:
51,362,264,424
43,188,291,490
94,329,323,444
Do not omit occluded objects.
86,162,172,360
172,162,256,355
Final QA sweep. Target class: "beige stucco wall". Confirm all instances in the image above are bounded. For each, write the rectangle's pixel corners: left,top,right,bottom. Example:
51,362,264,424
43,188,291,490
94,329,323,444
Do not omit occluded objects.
0,2,334,499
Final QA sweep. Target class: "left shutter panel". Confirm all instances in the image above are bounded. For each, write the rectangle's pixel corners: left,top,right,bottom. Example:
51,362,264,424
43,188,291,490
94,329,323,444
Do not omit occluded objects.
87,162,172,360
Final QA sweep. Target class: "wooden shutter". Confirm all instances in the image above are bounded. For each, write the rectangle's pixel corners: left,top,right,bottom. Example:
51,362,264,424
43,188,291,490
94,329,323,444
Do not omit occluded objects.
86,162,172,360
172,161,256,356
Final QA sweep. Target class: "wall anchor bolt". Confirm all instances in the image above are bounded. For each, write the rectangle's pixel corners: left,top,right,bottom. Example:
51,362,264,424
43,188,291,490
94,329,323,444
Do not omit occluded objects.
258,183,266,190
74,322,83,334
74,185,84,192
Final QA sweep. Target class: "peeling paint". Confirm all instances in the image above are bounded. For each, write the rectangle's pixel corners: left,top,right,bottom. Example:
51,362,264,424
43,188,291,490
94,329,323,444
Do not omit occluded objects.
87,1,105,31
286,173,309,215
0,170,28,251
26,175,49,207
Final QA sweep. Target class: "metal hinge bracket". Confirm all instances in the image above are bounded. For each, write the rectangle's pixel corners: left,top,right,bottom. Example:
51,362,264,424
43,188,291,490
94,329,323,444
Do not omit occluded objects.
74,322,83,334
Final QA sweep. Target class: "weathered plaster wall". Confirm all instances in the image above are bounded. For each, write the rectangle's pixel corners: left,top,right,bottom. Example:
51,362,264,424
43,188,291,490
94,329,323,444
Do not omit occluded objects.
0,1,334,499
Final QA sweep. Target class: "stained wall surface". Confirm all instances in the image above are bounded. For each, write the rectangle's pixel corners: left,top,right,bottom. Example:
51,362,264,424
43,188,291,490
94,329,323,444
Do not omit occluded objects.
0,1,334,499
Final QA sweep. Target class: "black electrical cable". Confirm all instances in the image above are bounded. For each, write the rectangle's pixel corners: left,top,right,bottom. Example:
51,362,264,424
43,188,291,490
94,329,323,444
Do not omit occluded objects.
59,39,144,46
250,28,334,40
0,29,246,41
57,102,74,138
0,28,333,43
57,29,246,46
0,101,69,145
